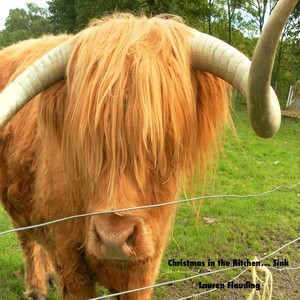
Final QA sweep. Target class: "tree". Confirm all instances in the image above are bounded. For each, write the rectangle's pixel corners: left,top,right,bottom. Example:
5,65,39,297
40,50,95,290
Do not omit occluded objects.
47,0,77,33
241,0,279,35
47,0,182,33
271,1,300,103
74,0,142,31
0,3,53,48
225,0,244,44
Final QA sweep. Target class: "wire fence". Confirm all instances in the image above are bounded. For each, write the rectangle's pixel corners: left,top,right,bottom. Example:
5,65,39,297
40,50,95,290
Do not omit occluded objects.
88,234,300,300
1,182,300,237
1,182,300,299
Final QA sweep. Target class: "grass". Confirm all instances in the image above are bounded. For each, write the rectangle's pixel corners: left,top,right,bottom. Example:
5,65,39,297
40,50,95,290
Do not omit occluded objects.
155,103,300,298
1,103,300,299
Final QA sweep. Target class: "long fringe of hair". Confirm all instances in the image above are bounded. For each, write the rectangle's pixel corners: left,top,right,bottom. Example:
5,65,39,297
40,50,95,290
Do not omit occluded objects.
39,13,231,204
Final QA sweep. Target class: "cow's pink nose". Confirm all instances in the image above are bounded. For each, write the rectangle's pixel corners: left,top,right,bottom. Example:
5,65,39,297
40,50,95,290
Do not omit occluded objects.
94,221,137,260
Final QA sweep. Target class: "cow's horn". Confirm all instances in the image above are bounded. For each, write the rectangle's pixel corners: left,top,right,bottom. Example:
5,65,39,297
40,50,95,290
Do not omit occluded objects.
0,1,295,134
191,0,296,138
0,37,74,130
248,0,298,138
189,29,278,138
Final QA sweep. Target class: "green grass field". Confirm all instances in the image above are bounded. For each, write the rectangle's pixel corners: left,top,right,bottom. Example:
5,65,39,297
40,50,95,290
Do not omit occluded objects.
1,103,300,299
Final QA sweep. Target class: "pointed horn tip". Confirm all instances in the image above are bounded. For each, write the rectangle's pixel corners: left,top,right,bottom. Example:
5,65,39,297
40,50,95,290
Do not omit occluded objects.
248,95,281,139
251,119,281,138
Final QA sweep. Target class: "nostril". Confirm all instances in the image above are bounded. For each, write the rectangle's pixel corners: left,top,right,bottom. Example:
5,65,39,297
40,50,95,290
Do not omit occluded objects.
94,225,102,245
126,225,137,247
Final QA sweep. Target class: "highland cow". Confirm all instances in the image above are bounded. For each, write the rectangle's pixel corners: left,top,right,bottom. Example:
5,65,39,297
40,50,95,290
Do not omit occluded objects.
0,3,293,299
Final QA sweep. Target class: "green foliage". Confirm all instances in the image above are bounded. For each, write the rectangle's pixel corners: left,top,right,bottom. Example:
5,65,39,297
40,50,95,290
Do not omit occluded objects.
269,3,300,105
74,0,142,31
47,0,77,33
0,3,53,48
47,0,180,33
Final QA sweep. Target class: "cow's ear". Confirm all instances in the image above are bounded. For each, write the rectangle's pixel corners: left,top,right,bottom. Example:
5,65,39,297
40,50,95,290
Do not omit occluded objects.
185,71,232,193
192,71,232,134
38,80,67,145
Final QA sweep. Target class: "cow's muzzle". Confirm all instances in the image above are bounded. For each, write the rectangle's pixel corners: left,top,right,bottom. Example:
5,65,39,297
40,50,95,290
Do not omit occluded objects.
88,213,143,261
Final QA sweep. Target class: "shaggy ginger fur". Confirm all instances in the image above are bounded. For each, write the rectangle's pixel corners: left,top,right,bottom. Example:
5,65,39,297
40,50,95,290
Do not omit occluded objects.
0,14,231,299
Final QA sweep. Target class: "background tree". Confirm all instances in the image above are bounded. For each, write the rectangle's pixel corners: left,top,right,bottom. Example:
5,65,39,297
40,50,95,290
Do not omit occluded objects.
0,2,52,48
242,0,270,34
47,0,76,33
225,0,245,44
48,0,179,33
271,1,300,104
182,0,225,35
74,0,142,31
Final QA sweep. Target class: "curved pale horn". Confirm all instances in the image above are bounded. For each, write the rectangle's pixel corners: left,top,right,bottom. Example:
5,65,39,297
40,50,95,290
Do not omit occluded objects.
0,3,294,136
248,0,298,138
1,32,255,133
190,29,281,138
0,32,275,134
0,37,74,130
190,30,251,101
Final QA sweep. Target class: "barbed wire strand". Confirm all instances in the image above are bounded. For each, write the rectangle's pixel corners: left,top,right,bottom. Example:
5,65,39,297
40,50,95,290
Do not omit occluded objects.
175,236,300,300
88,266,246,300
260,235,300,262
177,266,300,300
178,268,249,300
1,182,299,237
173,234,300,299
269,266,300,271
88,235,300,300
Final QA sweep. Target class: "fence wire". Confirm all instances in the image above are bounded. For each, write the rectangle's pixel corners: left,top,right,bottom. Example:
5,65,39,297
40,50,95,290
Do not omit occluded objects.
88,235,300,300
1,182,299,237
1,182,300,299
